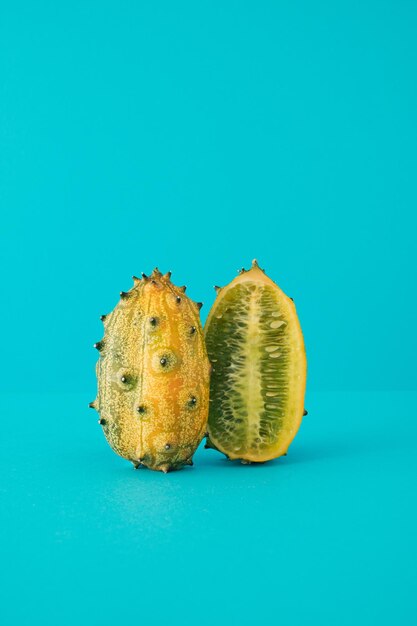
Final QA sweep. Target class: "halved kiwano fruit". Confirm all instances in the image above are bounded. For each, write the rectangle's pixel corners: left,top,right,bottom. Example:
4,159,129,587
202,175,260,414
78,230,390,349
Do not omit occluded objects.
204,260,307,463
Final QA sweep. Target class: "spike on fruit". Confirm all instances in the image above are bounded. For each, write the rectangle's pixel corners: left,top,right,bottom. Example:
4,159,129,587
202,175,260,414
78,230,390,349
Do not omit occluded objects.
251,258,265,272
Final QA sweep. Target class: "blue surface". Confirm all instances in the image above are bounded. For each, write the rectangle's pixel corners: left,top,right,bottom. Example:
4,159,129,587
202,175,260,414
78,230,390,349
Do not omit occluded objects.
2,391,417,625
1,2,417,625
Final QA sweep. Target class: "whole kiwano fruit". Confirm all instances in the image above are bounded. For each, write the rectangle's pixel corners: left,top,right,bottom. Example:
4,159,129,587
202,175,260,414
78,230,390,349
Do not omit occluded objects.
90,268,210,473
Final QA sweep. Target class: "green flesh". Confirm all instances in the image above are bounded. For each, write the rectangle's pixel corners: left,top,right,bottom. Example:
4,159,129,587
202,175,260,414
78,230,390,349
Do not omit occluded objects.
205,281,299,459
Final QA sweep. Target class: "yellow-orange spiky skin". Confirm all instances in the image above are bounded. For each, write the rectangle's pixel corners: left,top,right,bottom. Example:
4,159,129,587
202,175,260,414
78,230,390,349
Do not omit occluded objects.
91,268,210,473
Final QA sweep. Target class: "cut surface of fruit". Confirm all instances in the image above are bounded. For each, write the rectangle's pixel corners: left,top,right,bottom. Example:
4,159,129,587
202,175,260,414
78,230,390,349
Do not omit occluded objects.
204,260,307,462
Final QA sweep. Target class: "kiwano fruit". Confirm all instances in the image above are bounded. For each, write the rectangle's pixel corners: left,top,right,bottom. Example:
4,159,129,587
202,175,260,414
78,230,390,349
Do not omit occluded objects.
90,268,210,473
204,260,307,463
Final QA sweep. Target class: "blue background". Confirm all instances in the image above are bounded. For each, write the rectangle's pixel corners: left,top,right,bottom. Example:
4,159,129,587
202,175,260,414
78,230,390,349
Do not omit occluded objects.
1,1,416,624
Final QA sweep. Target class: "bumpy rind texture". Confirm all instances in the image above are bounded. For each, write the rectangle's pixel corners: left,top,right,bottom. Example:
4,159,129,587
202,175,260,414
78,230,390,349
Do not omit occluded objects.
90,268,210,473
204,260,307,464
